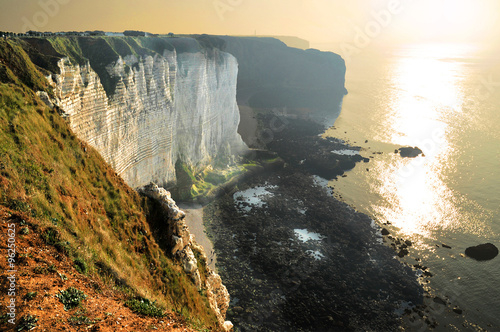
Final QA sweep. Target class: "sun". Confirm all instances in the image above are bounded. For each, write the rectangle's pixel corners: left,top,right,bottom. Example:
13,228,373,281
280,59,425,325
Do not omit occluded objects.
399,0,490,42
432,0,483,37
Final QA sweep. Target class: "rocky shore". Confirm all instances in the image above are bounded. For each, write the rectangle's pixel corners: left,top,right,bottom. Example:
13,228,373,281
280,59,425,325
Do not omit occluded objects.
204,116,424,331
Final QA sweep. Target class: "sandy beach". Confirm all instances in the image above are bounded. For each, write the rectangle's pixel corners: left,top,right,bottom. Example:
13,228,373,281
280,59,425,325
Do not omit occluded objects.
178,203,217,271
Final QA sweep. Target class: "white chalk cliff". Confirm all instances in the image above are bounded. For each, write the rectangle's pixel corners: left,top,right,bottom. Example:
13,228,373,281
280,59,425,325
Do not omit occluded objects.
48,41,245,188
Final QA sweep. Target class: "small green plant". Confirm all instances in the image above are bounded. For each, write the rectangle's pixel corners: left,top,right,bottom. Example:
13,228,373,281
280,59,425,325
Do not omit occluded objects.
19,227,29,235
41,227,60,245
67,308,97,325
56,287,87,310
23,291,38,301
125,297,165,317
17,314,38,331
7,198,29,212
68,312,99,326
33,266,45,274
73,258,88,275
41,227,71,254
0,314,9,324
33,264,56,274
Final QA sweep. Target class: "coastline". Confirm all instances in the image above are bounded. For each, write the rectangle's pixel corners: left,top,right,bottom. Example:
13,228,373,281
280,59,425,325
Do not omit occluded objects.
187,107,485,330
178,203,217,271
203,114,424,331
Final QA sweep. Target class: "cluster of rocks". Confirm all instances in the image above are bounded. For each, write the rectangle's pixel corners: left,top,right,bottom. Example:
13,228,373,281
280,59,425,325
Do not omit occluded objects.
380,223,500,330
260,115,368,179
139,182,232,331
383,230,413,258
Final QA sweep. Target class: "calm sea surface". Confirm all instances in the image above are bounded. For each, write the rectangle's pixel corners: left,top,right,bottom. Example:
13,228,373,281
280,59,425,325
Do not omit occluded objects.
325,44,500,328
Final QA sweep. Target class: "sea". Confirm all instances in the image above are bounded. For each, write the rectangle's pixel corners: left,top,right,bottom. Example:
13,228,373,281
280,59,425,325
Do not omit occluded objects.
323,43,500,329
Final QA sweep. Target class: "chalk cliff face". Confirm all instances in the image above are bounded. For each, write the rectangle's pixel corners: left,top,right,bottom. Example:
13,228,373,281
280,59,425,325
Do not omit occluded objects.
40,37,244,189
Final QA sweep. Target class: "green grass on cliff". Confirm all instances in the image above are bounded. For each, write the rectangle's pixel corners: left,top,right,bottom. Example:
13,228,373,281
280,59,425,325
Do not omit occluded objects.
0,38,219,330
172,159,260,202
18,35,226,97
0,39,50,92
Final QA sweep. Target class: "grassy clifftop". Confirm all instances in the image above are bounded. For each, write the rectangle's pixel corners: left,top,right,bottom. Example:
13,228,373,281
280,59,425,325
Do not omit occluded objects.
0,38,220,331
18,35,226,96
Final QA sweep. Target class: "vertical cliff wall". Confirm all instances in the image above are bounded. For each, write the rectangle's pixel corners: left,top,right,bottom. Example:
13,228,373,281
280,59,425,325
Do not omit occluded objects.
27,37,245,189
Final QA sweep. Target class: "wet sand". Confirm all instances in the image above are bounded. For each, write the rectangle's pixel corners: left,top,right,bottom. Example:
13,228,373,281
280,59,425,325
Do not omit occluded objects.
178,203,217,270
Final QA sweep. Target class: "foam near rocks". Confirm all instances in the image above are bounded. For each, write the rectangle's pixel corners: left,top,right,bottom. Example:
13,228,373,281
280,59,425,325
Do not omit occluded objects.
294,229,325,242
233,184,277,212
331,149,360,156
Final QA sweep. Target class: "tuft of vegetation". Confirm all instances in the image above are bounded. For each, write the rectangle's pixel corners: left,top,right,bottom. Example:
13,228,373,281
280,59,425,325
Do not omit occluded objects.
56,287,87,311
17,314,38,331
125,297,166,317
41,227,60,245
23,292,38,301
0,314,9,324
33,264,57,274
40,227,70,254
68,309,99,326
68,315,96,326
73,258,88,275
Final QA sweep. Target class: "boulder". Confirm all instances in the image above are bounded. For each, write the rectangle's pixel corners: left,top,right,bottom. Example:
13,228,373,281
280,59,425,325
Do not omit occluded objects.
433,296,446,305
398,248,409,258
397,147,423,158
465,243,498,261
181,247,198,273
171,235,184,255
223,321,234,332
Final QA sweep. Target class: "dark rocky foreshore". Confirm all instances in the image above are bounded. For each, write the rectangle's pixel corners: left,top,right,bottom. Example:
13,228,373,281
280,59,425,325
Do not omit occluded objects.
204,116,424,331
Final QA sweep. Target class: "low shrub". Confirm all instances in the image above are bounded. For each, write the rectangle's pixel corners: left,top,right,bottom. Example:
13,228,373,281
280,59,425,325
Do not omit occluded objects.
125,297,166,317
17,314,38,331
56,287,87,310
73,258,88,275
23,292,38,301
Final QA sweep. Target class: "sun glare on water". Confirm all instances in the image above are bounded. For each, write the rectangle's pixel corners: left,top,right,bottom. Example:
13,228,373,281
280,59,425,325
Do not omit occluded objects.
370,44,488,237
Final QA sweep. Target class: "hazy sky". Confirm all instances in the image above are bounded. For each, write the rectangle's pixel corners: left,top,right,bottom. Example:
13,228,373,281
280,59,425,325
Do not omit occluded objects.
1,0,499,47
